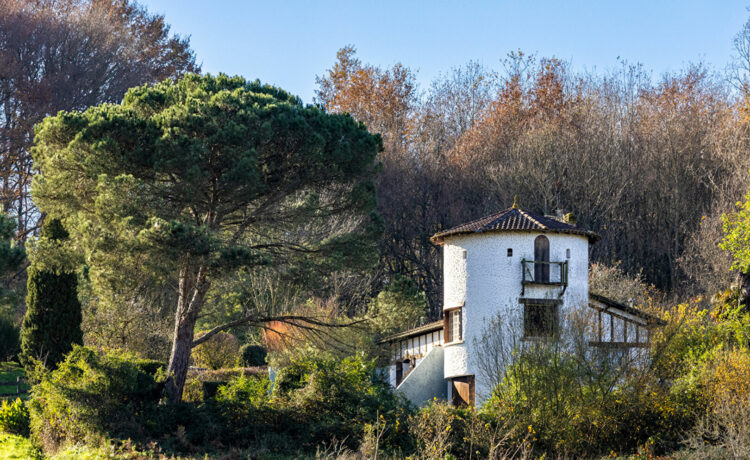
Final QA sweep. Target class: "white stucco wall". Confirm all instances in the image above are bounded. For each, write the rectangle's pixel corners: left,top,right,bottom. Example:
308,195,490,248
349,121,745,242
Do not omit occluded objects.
396,346,446,406
386,329,443,387
442,231,590,404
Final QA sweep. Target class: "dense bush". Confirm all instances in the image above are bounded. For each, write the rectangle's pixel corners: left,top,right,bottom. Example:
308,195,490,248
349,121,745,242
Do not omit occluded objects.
270,350,413,452
216,374,269,408
26,345,411,456
182,366,267,402
28,346,163,452
191,331,240,370
0,315,19,362
683,350,750,458
407,401,533,460
0,398,29,437
239,344,267,367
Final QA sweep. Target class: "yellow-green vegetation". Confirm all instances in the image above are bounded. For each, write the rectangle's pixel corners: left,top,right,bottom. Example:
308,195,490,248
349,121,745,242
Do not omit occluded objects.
0,398,29,436
0,433,43,459
191,331,240,370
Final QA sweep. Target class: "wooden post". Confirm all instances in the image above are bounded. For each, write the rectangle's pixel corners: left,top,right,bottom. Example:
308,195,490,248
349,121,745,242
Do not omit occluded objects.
16,376,21,395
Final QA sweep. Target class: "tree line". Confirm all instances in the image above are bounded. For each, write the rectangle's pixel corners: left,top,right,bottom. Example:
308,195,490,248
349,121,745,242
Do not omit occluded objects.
315,42,750,315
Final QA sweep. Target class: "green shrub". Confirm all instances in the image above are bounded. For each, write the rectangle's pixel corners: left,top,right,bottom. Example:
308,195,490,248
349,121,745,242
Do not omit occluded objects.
271,350,413,452
216,374,270,409
368,275,427,336
240,344,267,366
28,346,162,452
191,331,240,370
0,316,19,362
0,398,29,437
181,377,204,403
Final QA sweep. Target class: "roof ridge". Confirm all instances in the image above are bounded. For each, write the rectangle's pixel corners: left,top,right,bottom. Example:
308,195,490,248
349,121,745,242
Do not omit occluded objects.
517,208,547,229
433,207,511,236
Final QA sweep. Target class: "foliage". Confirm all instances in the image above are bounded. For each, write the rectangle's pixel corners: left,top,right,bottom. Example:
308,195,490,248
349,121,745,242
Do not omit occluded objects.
407,401,531,460
0,316,20,362
0,213,25,311
0,433,43,459
481,343,687,456
721,185,750,273
0,398,30,437
191,331,239,370
20,219,82,371
271,350,413,451
214,374,271,424
31,73,382,402
28,346,163,452
24,344,413,456
368,275,427,335
0,213,24,282
239,344,267,367
656,297,750,456
687,350,750,459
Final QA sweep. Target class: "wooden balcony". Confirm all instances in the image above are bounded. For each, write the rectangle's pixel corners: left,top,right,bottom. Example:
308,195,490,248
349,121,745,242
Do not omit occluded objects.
521,259,568,295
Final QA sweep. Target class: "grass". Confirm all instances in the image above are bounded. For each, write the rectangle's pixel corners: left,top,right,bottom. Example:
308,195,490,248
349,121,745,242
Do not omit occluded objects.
0,362,29,399
0,433,43,459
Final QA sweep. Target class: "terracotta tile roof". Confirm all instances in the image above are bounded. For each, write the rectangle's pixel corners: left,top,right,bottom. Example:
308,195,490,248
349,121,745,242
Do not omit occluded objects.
430,206,599,244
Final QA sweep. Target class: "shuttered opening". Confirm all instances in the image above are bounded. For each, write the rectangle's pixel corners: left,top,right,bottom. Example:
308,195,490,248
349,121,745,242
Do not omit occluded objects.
451,375,475,407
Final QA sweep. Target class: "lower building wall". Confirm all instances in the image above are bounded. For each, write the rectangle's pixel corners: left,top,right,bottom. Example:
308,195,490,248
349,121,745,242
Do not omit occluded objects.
396,346,446,406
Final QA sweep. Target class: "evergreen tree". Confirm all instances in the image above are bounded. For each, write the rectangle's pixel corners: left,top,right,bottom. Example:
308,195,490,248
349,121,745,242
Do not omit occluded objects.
0,211,25,303
0,212,24,361
19,219,82,370
31,74,380,401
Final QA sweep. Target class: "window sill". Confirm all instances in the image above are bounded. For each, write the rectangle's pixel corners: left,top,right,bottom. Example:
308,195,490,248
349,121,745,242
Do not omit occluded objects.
444,340,464,347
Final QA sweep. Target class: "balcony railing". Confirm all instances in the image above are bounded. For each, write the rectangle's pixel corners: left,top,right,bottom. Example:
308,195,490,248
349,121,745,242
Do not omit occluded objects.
521,259,568,295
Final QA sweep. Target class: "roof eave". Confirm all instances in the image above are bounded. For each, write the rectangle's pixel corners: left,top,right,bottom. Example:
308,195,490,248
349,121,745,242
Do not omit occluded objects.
589,293,666,326
377,320,444,344
431,228,600,246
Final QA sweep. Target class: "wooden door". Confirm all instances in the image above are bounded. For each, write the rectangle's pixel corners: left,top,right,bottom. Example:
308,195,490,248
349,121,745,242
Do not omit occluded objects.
534,235,550,282
451,375,475,407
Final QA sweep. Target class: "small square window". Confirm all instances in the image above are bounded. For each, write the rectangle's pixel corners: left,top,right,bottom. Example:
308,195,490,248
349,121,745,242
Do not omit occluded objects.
462,250,467,260
566,248,571,259
524,303,557,338
507,248,513,257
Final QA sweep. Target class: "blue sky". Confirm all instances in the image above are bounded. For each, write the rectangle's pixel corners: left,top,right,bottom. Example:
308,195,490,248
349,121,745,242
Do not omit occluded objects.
142,0,749,103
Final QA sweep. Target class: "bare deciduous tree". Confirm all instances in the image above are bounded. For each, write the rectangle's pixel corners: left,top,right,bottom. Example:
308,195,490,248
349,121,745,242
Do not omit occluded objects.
0,0,198,240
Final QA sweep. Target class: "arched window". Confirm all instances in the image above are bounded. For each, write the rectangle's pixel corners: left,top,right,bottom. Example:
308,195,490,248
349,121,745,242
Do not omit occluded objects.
534,235,550,283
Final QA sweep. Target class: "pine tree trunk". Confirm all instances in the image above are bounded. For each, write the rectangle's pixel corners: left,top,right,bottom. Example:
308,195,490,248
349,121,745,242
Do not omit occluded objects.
165,266,208,404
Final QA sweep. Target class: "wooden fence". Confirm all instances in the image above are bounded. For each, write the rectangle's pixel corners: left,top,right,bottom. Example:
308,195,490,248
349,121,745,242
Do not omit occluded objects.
0,376,27,397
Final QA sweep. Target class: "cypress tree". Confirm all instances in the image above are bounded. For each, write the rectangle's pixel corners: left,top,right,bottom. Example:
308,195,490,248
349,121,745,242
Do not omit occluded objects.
19,219,82,370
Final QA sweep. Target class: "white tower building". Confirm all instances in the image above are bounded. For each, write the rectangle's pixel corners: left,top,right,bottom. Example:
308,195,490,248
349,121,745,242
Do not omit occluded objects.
380,201,664,407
